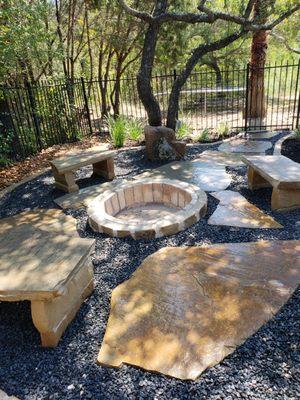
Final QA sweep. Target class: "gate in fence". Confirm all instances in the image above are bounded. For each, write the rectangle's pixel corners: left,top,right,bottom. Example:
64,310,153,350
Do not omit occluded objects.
1,62,299,161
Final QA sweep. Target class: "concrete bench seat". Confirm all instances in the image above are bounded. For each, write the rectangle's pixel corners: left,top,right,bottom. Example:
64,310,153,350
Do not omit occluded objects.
50,146,117,193
242,155,300,211
0,223,95,347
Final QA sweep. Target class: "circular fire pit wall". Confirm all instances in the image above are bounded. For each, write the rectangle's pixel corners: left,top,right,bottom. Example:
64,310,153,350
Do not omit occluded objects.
88,179,207,239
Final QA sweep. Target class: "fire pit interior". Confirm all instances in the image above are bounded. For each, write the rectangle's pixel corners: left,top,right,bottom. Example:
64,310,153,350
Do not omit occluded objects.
88,178,207,239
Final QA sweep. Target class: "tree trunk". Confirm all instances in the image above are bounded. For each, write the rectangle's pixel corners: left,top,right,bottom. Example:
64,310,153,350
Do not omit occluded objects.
167,31,244,130
247,0,272,128
137,1,167,126
111,57,123,117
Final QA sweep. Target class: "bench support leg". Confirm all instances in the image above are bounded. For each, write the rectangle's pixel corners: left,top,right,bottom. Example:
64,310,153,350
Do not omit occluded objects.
92,157,115,180
31,263,94,347
51,166,79,193
271,188,300,211
247,166,272,190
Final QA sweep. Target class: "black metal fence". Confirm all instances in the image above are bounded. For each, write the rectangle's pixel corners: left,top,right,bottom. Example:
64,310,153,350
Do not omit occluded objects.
1,62,299,161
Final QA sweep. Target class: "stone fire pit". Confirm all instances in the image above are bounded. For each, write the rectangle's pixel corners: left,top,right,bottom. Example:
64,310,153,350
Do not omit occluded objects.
88,178,207,239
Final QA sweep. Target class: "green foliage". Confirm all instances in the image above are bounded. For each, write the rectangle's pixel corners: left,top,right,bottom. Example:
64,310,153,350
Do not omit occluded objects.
126,118,143,141
0,128,13,166
217,122,230,138
106,115,127,148
0,0,57,84
176,120,192,139
195,128,211,142
295,127,300,137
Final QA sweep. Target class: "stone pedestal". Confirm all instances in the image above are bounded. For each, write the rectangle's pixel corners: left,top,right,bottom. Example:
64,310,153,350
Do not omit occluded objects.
144,125,186,161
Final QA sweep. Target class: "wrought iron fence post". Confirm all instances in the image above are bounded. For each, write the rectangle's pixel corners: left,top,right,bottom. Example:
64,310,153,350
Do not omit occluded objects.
244,63,250,134
173,69,178,120
81,77,93,135
25,80,43,150
293,60,300,130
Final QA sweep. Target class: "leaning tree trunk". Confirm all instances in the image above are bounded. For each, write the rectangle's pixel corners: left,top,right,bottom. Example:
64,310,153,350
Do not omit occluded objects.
167,31,244,130
247,0,273,129
137,1,167,126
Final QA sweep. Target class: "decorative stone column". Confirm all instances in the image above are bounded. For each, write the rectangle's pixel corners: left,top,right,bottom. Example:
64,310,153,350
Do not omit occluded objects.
144,125,186,161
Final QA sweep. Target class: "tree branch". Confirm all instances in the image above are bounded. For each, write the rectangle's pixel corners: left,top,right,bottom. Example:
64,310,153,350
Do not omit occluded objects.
118,0,300,31
117,0,153,22
270,31,300,55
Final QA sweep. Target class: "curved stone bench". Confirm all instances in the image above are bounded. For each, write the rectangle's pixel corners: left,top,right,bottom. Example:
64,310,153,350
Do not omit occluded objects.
88,178,207,239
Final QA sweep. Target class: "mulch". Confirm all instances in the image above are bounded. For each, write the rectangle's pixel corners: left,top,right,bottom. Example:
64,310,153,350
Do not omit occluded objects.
281,137,300,163
0,137,107,191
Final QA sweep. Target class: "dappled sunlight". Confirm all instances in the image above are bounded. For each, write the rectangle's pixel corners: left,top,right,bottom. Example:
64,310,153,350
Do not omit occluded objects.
98,240,300,380
208,190,282,229
0,223,94,298
137,160,232,192
243,155,300,189
0,208,78,236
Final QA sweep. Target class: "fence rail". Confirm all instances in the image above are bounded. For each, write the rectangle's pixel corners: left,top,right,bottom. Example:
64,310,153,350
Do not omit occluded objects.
1,62,299,161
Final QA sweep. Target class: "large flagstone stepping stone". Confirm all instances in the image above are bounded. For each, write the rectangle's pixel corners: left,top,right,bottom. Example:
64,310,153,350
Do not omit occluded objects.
0,209,78,236
208,190,282,229
218,139,272,154
54,181,123,210
196,150,244,167
55,160,232,211
0,223,95,347
98,241,300,380
0,390,19,400
247,131,279,140
136,160,232,192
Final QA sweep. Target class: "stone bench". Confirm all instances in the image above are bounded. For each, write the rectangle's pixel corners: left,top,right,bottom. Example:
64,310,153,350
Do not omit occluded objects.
50,146,117,193
242,155,300,211
0,224,95,347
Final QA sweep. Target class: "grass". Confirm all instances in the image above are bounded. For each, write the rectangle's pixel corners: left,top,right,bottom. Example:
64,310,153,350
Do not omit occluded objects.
127,118,143,141
194,128,211,143
295,127,300,137
106,115,127,148
176,121,192,139
217,122,230,138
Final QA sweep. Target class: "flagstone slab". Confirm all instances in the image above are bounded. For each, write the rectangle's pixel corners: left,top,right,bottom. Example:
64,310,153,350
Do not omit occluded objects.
196,150,244,167
136,161,232,192
208,190,283,229
55,159,233,211
218,139,272,154
0,223,95,347
247,131,279,140
0,390,19,400
98,241,300,380
0,209,78,236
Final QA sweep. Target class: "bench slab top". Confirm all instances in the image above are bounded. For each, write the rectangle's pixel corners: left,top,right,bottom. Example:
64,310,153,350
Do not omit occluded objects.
0,224,94,300
50,146,117,173
242,155,300,189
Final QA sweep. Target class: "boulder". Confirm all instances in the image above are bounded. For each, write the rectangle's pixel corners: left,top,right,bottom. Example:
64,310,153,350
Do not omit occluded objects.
144,125,186,161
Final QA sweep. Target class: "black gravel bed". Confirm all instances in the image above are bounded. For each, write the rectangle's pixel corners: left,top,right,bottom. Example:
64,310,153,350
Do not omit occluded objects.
281,137,300,163
1,132,300,400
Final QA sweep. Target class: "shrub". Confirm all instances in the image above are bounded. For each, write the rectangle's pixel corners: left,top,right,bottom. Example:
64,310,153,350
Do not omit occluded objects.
217,122,230,138
176,120,192,139
106,115,127,148
0,128,13,167
195,128,211,142
295,127,300,137
126,118,143,141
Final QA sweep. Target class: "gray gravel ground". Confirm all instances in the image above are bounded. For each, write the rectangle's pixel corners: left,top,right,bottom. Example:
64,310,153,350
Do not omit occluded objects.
0,132,299,400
